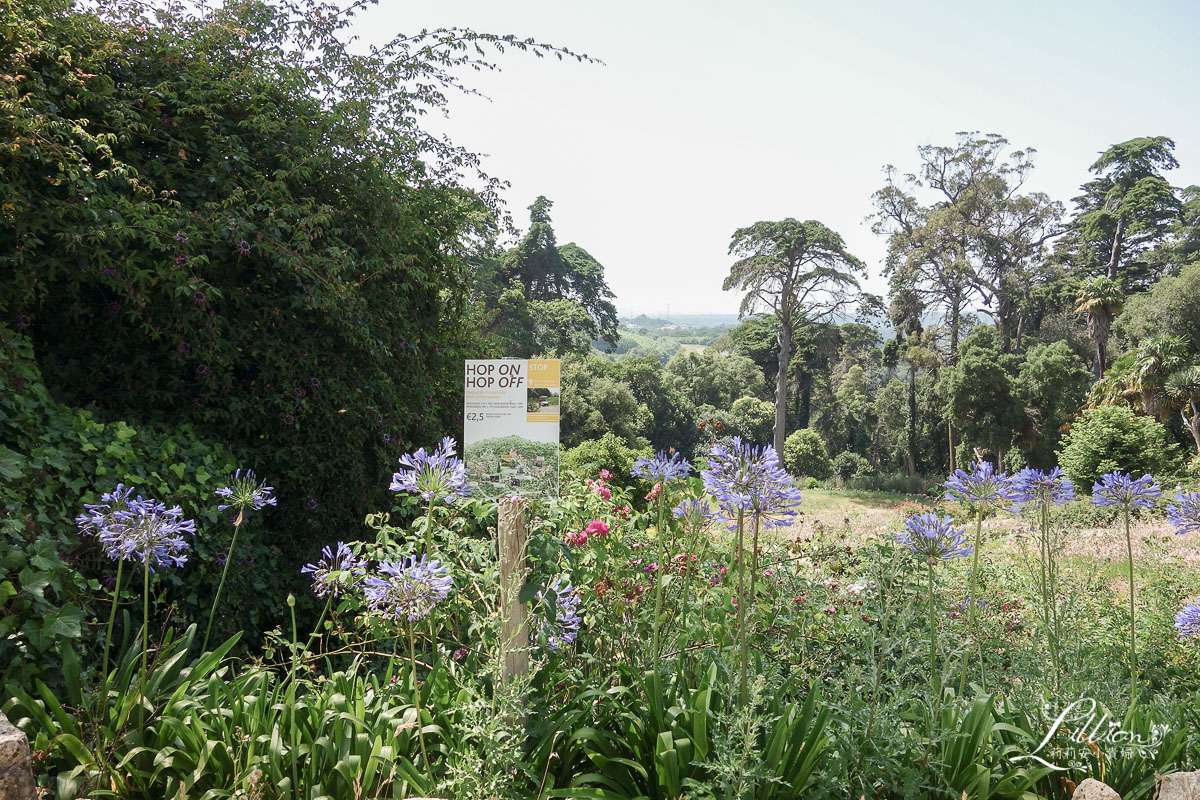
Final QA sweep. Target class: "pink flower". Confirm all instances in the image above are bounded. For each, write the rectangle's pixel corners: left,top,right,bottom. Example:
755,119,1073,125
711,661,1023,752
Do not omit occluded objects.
599,469,612,480
644,483,661,501
595,486,612,500
586,520,610,537
564,530,588,547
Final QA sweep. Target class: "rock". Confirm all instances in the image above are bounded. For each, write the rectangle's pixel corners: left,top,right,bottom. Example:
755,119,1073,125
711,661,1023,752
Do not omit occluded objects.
0,710,36,800
1158,770,1200,800
1073,778,1122,800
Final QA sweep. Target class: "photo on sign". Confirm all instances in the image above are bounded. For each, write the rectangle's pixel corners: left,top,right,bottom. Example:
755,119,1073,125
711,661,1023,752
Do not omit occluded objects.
464,435,559,498
527,387,560,414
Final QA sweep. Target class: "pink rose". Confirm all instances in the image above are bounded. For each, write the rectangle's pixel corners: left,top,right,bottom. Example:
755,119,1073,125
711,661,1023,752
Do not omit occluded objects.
586,520,610,537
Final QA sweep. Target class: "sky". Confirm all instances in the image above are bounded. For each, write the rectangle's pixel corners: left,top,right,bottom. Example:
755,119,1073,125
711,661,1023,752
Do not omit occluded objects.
351,0,1200,317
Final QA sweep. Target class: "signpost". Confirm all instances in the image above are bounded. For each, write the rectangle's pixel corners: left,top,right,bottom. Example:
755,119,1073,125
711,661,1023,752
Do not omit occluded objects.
463,359,560,686
463,359,560,500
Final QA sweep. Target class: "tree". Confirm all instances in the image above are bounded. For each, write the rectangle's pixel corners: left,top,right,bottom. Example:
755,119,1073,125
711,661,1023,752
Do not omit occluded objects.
1057,137,1182,286
940,326,1024,464
1117,262,1200,360
727,396,775,446
1165,366,1200,456
723,219,866,452
0,0,594,567
1015,342,1091,467
782,429,832,480
476,197,619,356
872,133,1062,355
1074,276,1125,379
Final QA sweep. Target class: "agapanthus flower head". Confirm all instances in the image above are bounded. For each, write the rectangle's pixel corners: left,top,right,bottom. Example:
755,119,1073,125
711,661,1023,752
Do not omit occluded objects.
1090,471,1162,510
944,460,1020,514
632,450,692,485
77,487,194,571
898,513,973,564
1012,467,1075,508
673,498,715,530
1175,601,1200,639
301,542,366,598
389,437,470,503
1167,490,1200,535
363,555,452,621
701,437,802,529
215,468,277,522
538,578,582,650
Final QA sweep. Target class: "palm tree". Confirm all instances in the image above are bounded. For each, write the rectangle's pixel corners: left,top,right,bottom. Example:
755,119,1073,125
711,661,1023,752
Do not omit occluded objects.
1130,335,1189,420
1166,365,1200,456
1074,276,1125,380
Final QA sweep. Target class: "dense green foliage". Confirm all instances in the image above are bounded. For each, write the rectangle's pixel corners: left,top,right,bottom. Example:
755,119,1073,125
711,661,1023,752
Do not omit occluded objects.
1057,406,1181,487
782,429,832,480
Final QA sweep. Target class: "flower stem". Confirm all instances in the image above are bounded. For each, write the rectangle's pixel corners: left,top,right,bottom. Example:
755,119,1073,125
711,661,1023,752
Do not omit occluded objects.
102,560,124,683
204,516,242,653
288,597,300,796
929,560,939,701
650,491,667,671
423,501,436,554
410,619,434,787
141,557,151,675
1124,508,1138,706
1039,501,1060,687
736,508,748,708
960,513,986,696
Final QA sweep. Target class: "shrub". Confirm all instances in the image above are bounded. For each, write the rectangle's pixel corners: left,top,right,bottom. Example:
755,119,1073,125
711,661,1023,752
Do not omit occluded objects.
1058,406,1183,488
783,429,832,480
831,451,873,485
561,433,652,493
726,396,775,446
1,326,246,690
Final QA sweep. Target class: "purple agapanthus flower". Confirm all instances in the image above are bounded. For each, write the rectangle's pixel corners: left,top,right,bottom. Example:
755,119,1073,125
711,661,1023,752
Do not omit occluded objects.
1090,472,1162,510
1012,467,1075,508
898,513,973,564
632,450,692,485
701,437,802,529
76,487,194,571
1167,490,1200,535
672,498,715,529
538,578,582,650
389,437,470,503
944,460,1020,514
215,468,277,522
1176,601,1200,639
363,555,452,621
301,542,366,598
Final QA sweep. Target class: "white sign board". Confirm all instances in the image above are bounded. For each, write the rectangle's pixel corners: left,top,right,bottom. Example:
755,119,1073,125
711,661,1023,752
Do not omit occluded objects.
463,359,560,499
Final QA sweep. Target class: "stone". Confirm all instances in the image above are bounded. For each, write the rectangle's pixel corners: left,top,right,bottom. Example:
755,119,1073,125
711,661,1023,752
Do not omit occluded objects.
1158,770,1200,800
1073,778,1122,800
0,710,36,800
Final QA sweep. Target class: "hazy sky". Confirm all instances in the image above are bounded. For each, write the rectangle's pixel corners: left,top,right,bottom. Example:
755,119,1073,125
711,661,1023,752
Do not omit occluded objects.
352,0,1199,317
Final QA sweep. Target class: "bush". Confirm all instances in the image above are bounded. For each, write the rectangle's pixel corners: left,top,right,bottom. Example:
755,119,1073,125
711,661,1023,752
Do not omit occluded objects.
1,326,247,690
831,451,873,485
1058,406,1183,488
561,433,652,494
783,429,832,480
726,396,775,446
845,472,935,495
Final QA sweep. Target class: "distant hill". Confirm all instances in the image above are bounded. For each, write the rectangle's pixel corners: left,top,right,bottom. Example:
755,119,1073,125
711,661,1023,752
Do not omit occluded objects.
622,314,673,329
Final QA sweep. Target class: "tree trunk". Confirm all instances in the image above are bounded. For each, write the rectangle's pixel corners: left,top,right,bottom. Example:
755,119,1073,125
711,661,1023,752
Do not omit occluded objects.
949,303,961,363
774,324,791,453
1107,212,1127,280
906,362,918,476
1184,404,1200,456
1094,338,1105,381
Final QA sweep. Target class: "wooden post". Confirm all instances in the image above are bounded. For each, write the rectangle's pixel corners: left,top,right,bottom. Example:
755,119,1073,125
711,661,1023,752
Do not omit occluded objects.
497,497,529,683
